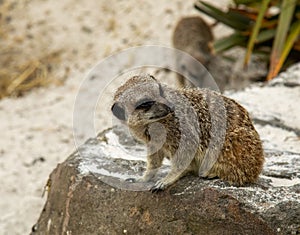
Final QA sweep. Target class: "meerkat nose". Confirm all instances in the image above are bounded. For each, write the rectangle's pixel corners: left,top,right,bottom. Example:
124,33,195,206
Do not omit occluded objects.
111,102,126,121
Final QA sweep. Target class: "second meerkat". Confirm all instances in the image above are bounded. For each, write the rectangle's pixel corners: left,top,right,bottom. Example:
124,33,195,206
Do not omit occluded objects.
111,75,264,191
172,16,230,91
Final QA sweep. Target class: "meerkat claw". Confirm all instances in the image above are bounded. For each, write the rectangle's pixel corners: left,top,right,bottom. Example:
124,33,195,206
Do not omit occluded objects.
150,180,166,193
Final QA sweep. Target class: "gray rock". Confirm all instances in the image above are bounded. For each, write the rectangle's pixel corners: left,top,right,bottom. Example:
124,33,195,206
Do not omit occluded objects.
31,64,300,235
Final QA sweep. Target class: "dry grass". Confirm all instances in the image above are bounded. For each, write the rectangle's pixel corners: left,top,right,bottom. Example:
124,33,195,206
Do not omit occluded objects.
0,50,64,99
0,1,66,99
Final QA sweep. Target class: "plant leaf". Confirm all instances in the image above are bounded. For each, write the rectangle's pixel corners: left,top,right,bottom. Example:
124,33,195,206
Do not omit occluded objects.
244,0,271,67
194,1,250,31
256,28,277,42
214,33,247,53
267,0,297,80
233,0,262,4
269,20,300,78
227,8,254,25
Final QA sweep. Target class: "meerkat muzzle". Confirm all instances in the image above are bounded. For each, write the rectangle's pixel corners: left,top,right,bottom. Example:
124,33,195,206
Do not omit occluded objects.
111,102,126,121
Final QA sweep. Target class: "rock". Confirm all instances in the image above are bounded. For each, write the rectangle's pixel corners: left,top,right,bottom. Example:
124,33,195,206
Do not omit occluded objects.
207,48,268,92
31,64,300,235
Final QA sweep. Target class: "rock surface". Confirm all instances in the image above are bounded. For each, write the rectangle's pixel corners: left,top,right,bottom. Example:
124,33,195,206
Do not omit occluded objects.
31,65,300,235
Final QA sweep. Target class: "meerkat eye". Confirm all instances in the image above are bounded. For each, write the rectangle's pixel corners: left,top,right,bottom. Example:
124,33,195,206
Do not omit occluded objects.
135,100,155,110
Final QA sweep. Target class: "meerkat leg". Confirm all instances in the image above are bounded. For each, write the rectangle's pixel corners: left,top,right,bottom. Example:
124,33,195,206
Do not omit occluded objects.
151,137,199,192
151,156,195,192
139,150,165,182
151,167,190,192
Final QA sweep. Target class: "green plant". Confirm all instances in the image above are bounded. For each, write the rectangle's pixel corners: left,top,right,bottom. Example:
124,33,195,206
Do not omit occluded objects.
195,0,300,80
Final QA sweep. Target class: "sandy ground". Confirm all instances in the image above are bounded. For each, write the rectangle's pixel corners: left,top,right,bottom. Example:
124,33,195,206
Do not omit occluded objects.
0,1,234,234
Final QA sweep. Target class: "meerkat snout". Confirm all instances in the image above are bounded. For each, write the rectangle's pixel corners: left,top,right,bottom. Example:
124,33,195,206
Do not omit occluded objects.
111,102,126,121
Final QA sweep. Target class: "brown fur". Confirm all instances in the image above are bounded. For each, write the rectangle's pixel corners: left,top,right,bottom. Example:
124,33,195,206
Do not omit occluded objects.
111,75,264,191
173,16,215,88
173,16,214,64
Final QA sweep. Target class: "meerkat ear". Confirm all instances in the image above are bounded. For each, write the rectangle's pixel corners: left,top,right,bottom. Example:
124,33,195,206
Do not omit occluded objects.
111,102,126,121
148,74,164,97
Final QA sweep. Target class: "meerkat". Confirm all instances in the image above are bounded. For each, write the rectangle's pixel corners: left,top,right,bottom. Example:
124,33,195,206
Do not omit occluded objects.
172,16,230,91
111,74,264,192
173,16,214,66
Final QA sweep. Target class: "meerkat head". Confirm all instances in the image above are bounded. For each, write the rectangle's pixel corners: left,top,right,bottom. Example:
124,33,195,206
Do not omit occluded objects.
111,74,174,127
